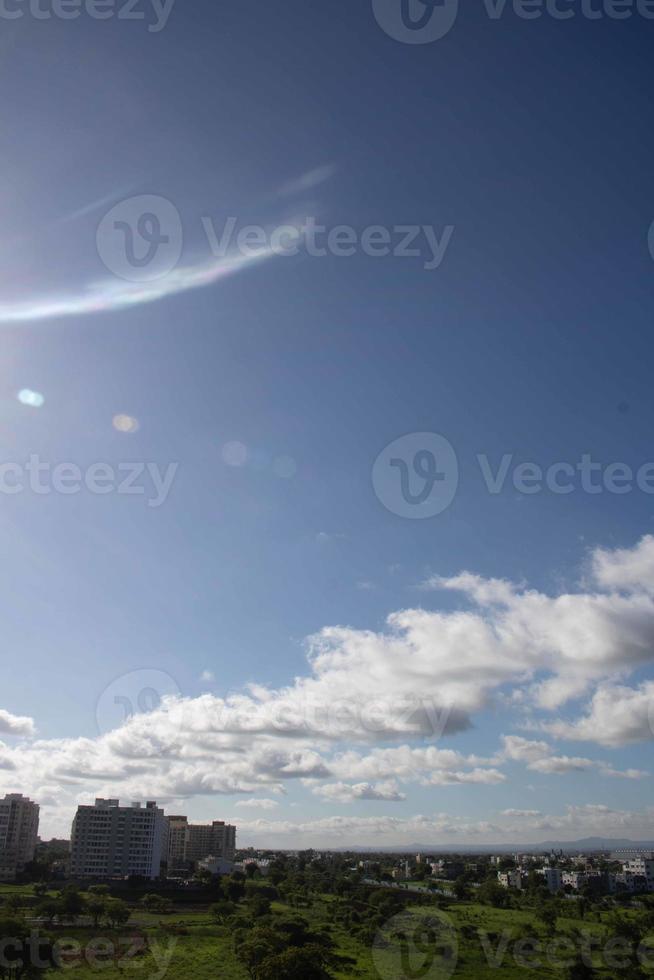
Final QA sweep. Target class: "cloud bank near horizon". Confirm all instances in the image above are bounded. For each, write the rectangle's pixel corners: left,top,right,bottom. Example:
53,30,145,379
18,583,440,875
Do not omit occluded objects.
1,534,653,840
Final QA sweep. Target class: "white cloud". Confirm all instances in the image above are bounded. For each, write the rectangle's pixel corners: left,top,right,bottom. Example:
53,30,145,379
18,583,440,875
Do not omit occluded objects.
200,671,215,683
314,781,406,803
528,755,595,775
3,535,654,835
592,534,654,593
498,734,645,778
426,768,506,786
501,809,541,818
235,798,280,810
599,766,648,780
0,709,35,737
500,736,552,763
545,683,654,747
229,803,654,846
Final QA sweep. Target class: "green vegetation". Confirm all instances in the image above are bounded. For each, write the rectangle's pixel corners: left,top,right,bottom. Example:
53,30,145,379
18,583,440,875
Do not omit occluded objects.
0,857,652,978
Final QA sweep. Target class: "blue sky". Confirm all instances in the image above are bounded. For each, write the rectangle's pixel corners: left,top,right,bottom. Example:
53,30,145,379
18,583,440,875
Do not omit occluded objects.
0,0,653,844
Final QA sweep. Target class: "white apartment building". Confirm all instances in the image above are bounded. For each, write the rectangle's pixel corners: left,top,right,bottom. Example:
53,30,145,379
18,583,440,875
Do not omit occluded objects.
623,857,654,891
562,871,588,890
70,799,165,879
0,794,39,881
165,816,236,870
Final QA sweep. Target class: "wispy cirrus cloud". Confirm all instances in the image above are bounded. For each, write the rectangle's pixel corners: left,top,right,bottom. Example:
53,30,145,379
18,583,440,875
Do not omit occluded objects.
0,244,284,324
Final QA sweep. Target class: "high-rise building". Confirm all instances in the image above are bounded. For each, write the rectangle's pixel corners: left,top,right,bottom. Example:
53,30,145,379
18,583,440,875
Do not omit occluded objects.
165,816,236,870
0,794,40,882
70,799,165,879
166,815,189,868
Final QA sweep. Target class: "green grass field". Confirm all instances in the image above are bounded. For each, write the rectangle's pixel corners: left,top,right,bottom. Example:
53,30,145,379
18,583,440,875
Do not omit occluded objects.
2,887,652,978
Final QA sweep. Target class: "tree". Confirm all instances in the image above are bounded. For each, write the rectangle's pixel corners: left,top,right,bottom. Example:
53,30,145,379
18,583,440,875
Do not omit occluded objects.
223,877,246,903
140,894,172,914
59,887,85,923
248,894,271,918
477,880,508,908
35,899,61,927
210,901,236,923
452,877,469,901
254,945,333,980
236,927,283,975
104,898,130,928
86,895,106,928
537,903,558,936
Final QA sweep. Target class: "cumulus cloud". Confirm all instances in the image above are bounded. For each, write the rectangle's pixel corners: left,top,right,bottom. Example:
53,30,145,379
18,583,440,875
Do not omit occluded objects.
426,768,506,786
545,683,654,747
497,735,645,778
314,781,406,803
592,535,654,593
3,535,654,834
528,755,596,775
0,709,35,737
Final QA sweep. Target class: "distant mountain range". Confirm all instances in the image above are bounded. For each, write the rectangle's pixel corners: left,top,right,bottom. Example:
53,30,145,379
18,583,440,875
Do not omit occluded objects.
329,837,654,854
